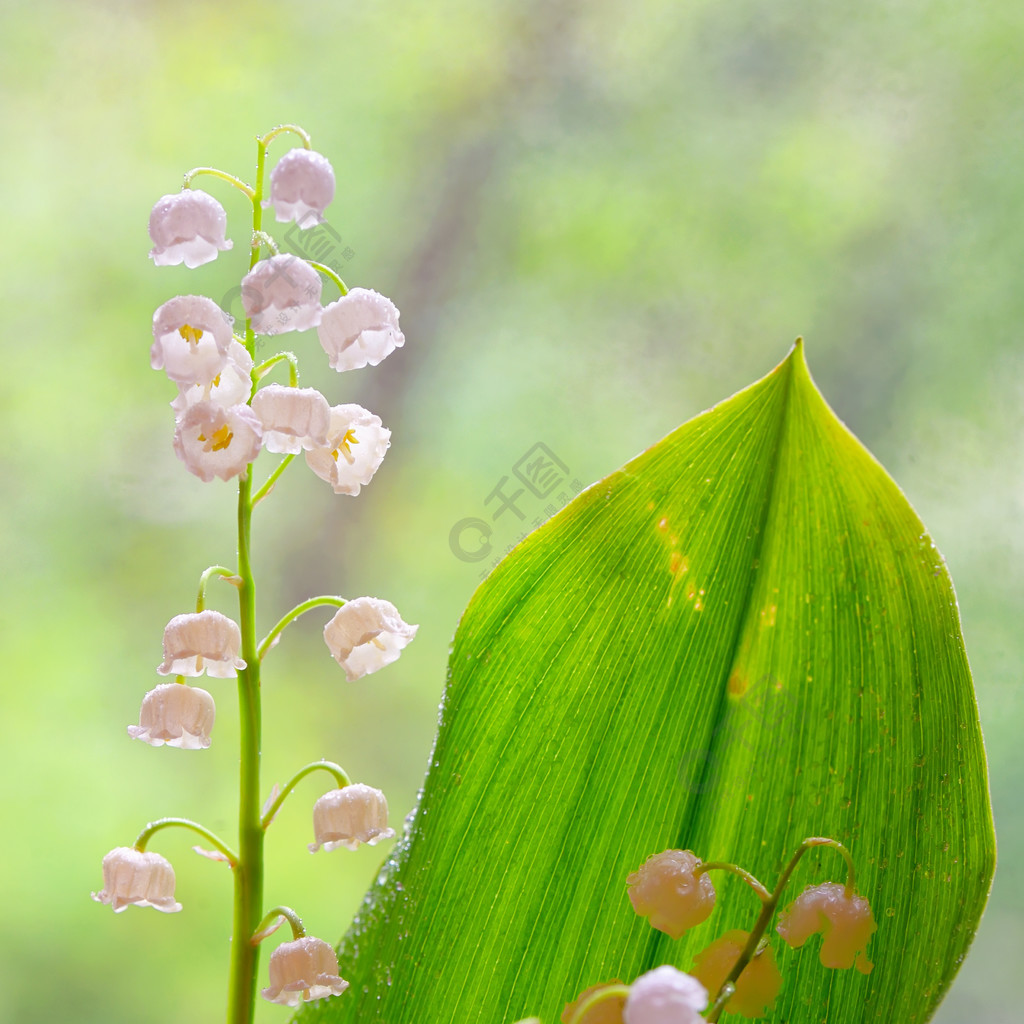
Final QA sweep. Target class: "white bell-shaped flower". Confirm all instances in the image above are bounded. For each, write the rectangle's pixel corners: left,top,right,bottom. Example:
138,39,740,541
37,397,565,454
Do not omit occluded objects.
92,847,182,913
623,966,707,1024
251,384,332,454
323,597,417,681
241,255,322,335
264,148,336,227
171,341,253,418
151,295,233,387
261,936,349,1006
157,609,246,678
308,784,395,853
173,401,263,482
317,288,405,372
304,404,390,496
148,190,233,268
127,682,216,749
626,849,716,939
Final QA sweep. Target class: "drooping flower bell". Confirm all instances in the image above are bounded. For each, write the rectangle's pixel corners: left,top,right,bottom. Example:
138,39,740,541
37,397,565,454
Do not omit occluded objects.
561,979,626,1024
323,597,418,681
148,190,233,268
173,401,264,482
623,966,707,1024
127,682,216,749
251,384,332,454
91,847,182,913
776,881,876,973
626,849,716,939
264,148,336,227
241,254,323,335
304,404,391,496
171,340,253,418
261,936,349,1006
157,609,246,678
308,784,396,852
691,930,783,1019
151,295,233,387
317,288,405,372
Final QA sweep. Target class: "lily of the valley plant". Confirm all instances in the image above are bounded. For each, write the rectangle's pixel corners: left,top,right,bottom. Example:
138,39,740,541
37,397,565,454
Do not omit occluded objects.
92,124,415,1024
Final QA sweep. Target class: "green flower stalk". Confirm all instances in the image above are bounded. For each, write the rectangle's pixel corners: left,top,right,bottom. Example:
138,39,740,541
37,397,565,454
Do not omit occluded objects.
93,124,417,1024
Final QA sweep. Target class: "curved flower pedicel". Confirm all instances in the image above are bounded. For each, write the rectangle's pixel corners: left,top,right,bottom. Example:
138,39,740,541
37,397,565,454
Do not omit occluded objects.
151,295,233,386
627,849,717,939
174,401,264,482
171,340,254,418
323,597,418,681
776,881,876,973
251,384,331,454
318,287,405,372
308,783,395,852
561,980,627,1024
623,966,707,1024
261,936,349,1006
148,190,233,268
305,403,391,495
92,847,182,913
157,609,246,678
128,682,216,749
241,254,323,335
265,148,336,227
691,930,782,1019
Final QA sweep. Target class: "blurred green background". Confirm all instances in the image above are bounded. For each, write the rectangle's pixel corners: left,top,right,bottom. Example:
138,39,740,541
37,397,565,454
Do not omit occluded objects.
1,0,1020,1021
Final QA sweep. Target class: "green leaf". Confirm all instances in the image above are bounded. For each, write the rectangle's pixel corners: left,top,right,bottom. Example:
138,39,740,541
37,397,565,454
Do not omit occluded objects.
300,341,994,1024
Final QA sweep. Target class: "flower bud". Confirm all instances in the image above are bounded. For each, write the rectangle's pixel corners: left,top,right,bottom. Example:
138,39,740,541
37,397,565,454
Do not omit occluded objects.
265,148,335,227
776,881,876,973
148,190,232,268
127,682,216,749
322,597,417,681
626,849,716,939
691,930,782,1018
623,966,707,1024
251,384,332,454
317,288,405,372
561,979,626,1024
261,935,348,1005
241,254,322,335
309,783,396,852
91,847,182,913
157,609,246,678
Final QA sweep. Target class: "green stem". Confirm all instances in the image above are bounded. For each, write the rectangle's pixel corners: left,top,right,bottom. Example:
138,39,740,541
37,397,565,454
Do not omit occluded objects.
260,760,352,830
305,259,348,297
259,124,312,149
133,817,238,867
257,596,346,660
703,837,855,1023
253,351,299,386
183,167,255,199
252,905,306,943
196,565,242,612
224,132,271,1024
696,860,771,902
251,454,296,507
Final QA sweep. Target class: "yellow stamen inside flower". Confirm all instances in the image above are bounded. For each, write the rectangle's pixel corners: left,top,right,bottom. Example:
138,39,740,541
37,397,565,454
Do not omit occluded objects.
178,324,204,345
370,635,387,650
198,423,234,452
331,428,359,465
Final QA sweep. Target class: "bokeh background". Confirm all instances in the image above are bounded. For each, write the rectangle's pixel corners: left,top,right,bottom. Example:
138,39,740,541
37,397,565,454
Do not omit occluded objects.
1,0,1020,1021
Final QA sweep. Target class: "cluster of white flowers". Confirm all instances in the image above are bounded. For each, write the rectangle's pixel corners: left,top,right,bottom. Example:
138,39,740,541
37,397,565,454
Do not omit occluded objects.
96,136,420,1014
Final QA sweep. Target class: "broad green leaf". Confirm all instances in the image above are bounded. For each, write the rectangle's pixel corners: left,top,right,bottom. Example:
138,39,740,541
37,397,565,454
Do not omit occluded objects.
301,341,994,1024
